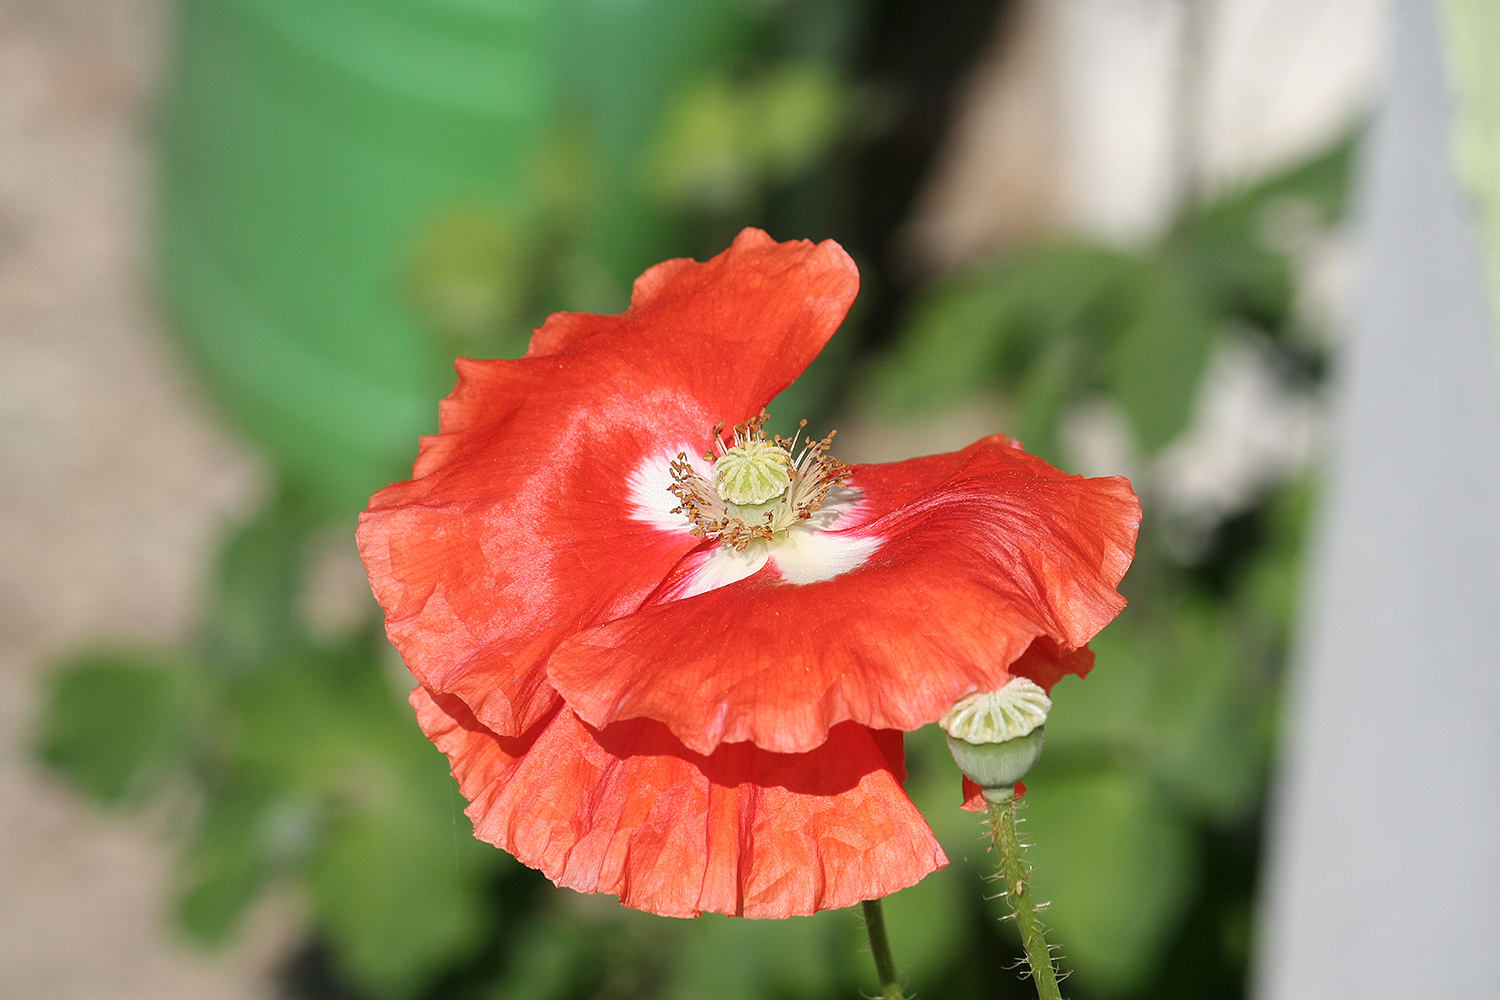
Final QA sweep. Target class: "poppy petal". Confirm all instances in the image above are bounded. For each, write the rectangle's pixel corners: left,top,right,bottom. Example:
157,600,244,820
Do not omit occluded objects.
961,777,986,812
1007,635,1096,693
549,437,1139,754
359,230,859,737
411,687,946,919
959,778,1026,811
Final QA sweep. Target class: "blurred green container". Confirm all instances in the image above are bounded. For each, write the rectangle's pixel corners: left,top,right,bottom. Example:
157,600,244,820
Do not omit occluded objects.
158,0,745,514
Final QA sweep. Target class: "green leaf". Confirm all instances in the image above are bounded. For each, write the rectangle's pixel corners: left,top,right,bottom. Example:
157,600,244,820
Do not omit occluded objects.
902,722,986,849
310,799,496,999
1048,609,1263,823
756,64,846,180
177,850,267,945
1239,474,1317,636
484,904,675,1000
176,781,305,943
668,910,844,1000
646,63,847,213
1009,769,1195,995
35,655,193,805
1102,260,1218,454
1008,330,1090,463
1171,131,1355,333
221,643,503,997
870,136,1356,463
1041,639,1156,759
1143,607,1262,821
202,494,312,674
870,276,1029,410
406,200,547,357
869,242,1137,427
482,909,588,1000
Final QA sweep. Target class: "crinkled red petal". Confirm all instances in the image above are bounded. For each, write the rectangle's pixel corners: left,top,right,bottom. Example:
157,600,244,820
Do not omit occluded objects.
359,230,859,737
959,778,1025,811
411,686,946,918
1006,635,1096,694
548,436,1139,754
961,777,985,811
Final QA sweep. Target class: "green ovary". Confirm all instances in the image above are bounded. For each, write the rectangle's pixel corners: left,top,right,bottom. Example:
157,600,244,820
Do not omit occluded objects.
712,440,793,505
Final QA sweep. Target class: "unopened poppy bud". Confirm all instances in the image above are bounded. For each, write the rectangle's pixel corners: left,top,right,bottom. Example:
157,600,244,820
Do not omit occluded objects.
941,677,1051,802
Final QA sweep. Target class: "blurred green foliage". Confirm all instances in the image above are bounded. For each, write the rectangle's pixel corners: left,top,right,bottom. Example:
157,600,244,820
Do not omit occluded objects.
873,136,1351,461
36,1,1354,997
646,63,848,214
38,656,194,805
42,496,508,998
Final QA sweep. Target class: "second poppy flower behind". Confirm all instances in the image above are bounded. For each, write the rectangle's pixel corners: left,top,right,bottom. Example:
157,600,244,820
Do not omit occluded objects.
358,228,1140,920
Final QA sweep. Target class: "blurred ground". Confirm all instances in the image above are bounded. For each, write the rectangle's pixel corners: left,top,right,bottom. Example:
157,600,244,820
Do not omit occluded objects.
0,1,273,996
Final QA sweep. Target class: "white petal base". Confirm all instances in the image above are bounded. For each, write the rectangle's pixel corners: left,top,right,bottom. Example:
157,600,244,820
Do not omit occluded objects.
630,446,881,597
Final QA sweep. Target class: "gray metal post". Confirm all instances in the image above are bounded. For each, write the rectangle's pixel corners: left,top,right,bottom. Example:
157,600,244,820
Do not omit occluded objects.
1253,1,1500,997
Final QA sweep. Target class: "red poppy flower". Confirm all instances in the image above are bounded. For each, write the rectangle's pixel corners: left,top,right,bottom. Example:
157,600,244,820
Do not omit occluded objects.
358,228,1139,919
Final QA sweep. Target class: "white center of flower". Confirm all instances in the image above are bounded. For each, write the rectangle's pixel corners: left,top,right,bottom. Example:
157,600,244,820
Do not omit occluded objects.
627,415,880,598
667,412,849,551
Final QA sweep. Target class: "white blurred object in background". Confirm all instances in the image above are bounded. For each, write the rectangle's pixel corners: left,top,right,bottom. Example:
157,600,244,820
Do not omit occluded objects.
905,0,1384,268
1255,0,1500,995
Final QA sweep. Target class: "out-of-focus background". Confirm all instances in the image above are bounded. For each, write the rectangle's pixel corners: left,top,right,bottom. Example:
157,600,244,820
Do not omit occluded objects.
5,0,1495,998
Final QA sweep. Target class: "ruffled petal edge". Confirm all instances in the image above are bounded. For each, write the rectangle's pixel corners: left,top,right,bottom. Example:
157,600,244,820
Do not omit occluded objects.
412,687,947,918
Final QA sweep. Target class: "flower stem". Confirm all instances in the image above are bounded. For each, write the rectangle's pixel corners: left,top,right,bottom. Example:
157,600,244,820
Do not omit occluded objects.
988,795,1064,1000
861,898,906,1000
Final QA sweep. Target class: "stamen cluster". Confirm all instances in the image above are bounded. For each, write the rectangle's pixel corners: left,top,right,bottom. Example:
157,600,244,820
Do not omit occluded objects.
669,412,849,550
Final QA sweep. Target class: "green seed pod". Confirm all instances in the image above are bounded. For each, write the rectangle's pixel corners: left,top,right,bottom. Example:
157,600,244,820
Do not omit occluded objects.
945,727,1046,802
941,677,1051,801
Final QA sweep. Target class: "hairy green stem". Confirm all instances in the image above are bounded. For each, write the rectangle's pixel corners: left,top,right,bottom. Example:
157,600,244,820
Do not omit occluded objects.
861,898,906,1000
988,795,1064,1000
